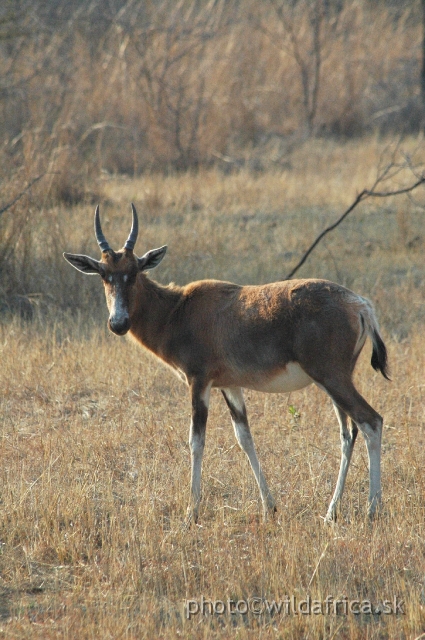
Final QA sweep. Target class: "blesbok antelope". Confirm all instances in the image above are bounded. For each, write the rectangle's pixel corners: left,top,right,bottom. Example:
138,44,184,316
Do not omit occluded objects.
63,204,389,525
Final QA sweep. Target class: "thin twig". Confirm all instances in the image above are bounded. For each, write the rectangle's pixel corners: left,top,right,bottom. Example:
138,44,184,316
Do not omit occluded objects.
285,174,425,279
0,173,48,217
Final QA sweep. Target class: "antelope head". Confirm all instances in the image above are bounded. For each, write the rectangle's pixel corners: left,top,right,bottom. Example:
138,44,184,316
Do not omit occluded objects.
63,204,167,335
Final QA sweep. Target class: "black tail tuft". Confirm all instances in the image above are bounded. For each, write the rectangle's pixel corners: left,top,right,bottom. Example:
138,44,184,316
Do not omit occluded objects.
371,330,390,380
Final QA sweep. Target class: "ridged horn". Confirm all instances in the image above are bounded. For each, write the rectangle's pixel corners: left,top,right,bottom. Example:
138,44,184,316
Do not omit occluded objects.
94,205,111,253
124,203,139,251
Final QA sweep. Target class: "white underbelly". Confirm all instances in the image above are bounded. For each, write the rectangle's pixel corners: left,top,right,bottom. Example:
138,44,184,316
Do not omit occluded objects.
247,362,313,393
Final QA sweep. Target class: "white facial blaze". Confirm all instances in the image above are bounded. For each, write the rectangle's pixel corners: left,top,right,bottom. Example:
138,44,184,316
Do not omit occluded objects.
107,282,129,326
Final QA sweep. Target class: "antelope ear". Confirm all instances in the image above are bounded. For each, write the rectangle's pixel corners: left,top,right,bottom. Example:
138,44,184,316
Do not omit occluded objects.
137,245,167,271
63,252,104,275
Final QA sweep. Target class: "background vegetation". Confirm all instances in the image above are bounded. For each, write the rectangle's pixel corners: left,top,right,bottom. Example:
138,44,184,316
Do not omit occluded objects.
0,1,425,638
1,0,425,312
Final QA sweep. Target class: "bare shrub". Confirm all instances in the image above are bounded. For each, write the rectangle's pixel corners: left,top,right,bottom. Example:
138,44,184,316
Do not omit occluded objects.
0,0,422,186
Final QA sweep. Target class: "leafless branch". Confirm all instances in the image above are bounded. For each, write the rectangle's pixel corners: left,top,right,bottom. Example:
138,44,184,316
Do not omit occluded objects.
285,174,425,280
0,173,48,217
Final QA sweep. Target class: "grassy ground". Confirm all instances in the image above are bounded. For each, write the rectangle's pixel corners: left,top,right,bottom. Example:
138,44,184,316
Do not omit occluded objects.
0,137,425,638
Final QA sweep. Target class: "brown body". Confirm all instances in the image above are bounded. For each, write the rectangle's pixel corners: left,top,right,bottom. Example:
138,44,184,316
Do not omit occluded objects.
128,275,368,391
64,205,389,524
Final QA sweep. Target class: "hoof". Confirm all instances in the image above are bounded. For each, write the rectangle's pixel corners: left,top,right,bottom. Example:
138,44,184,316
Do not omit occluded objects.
324,511,337,525
182,508,199,531
181,518,192,532
262,504,277,522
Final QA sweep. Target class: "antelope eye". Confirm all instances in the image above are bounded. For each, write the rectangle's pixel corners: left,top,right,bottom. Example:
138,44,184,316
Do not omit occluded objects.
126,271,137,284
100,271,111,282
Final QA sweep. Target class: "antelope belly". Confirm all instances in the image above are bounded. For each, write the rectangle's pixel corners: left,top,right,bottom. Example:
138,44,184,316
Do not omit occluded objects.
249,362,313,393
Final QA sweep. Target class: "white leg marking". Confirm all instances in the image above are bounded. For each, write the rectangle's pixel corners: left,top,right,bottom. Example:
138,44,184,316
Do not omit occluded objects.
223,387,276,515
359,419,382,517
189,426,204,522
325,403,356,522
316,381,383,519
188,382,211,523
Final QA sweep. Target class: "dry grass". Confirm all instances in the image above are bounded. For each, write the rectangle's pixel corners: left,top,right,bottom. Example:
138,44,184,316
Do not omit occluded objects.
0,137,425,638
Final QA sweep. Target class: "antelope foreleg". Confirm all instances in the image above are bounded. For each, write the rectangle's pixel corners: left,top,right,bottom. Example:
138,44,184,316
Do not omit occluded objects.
186,381,211,525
